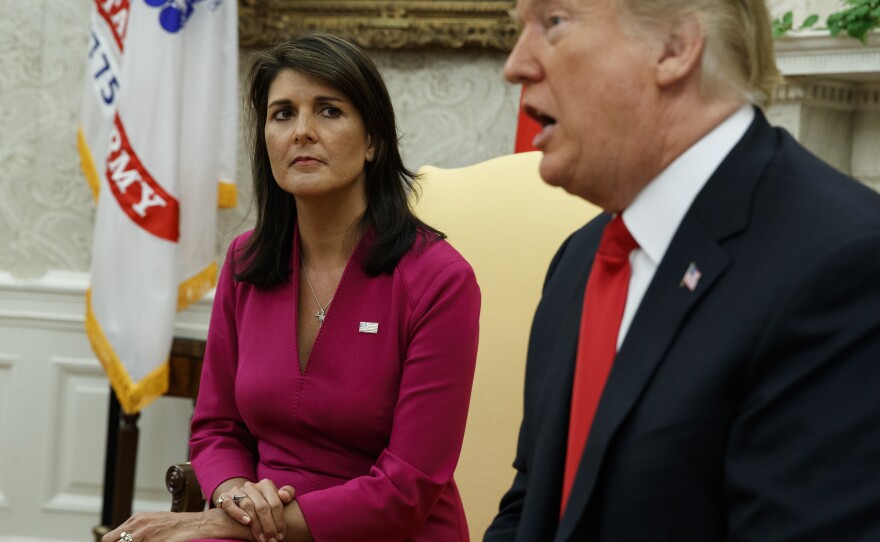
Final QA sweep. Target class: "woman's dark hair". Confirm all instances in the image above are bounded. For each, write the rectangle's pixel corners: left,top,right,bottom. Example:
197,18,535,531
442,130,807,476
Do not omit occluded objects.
236,32,444,287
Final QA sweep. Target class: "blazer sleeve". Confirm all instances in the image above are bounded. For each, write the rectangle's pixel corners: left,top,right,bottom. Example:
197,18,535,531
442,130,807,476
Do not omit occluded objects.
725,230,880,540
296,258,481,541
189,236,259,501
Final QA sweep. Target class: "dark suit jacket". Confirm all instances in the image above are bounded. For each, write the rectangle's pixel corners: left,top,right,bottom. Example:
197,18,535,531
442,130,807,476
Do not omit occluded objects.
485,110,880,541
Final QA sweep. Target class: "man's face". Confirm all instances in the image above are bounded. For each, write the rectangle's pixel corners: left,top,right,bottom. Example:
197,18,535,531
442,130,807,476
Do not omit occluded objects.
504,0,661,211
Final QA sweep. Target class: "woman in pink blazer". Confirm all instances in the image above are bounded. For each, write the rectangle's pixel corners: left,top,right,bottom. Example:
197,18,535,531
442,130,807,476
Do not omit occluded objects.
104,33,480,542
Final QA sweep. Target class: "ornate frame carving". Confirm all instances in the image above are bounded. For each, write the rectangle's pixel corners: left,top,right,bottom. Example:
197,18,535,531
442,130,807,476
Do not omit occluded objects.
239,1,518,51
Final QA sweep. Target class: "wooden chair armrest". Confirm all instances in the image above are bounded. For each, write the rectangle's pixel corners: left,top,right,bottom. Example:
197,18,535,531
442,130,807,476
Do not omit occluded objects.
166,462,207,512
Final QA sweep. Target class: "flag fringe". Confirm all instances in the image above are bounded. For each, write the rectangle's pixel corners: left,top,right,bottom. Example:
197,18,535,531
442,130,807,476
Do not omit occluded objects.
218,182,237,209
85,289,170,414
77,127,101,202
178,262,218,311
85,262,216,414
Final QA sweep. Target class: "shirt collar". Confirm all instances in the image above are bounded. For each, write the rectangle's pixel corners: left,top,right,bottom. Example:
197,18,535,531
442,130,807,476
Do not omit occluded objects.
622,104,755,265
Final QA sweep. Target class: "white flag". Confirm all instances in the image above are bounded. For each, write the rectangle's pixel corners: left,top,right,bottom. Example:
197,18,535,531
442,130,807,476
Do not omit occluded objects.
78,0,238,413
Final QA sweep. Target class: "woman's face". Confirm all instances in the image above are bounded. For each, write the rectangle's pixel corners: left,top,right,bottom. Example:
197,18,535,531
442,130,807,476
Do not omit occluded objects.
264,69,375,203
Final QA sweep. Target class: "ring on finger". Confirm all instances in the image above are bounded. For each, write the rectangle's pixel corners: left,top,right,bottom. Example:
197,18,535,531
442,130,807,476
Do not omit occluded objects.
119,532,134,542
232,493,246,505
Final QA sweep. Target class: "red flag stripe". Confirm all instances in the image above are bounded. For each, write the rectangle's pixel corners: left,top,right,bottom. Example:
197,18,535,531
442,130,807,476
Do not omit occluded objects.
105,114,180,242
94,0,130,52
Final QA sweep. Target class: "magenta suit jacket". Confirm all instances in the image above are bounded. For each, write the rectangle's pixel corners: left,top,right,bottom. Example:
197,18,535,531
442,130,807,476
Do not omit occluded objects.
190,228,481,541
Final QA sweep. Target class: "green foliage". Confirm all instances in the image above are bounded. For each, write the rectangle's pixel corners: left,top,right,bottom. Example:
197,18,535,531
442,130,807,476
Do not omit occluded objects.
828,0,880,42
772,11,819,39
772,0,880,43
772,10,795,39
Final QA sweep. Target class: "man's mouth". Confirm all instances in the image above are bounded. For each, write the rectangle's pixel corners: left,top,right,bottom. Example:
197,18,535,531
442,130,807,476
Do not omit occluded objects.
523,105,557,148
524,105,556,129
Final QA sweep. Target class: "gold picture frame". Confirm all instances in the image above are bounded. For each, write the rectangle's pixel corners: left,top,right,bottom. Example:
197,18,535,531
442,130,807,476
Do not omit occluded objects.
239,1,518,51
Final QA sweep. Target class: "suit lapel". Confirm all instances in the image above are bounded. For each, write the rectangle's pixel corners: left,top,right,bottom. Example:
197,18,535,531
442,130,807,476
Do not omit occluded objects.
557,219,730,539
556,109,779,540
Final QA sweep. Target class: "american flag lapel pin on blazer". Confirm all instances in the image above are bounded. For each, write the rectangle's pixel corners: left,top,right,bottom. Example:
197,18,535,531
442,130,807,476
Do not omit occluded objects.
680,262,702,292
359,322,379,334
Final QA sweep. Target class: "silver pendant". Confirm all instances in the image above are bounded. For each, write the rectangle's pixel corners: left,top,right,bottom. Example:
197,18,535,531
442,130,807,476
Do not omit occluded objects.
315,309,326,324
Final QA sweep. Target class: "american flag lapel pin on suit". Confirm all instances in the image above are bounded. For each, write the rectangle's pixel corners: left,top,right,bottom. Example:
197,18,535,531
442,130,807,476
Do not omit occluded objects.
359,322,379,334
680,262,702,291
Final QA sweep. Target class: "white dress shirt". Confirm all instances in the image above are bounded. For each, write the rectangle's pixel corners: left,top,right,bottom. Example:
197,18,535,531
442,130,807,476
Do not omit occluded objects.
616,105,755,348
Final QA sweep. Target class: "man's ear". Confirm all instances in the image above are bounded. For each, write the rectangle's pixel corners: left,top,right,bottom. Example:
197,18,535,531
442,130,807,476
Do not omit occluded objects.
655,14,705,88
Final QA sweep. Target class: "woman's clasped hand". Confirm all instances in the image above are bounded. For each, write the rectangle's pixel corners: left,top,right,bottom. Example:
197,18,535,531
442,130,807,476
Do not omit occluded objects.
215,479,296,542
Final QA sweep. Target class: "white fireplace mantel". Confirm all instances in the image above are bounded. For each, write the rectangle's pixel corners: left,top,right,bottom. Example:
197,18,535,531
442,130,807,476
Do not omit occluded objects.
775,31,880,80
766,31,880,193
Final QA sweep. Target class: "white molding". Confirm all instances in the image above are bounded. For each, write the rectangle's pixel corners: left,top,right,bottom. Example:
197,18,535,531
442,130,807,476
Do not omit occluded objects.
41,494,103,516
42,356,105,515
40,493,170,515
0,271,89,294
773,80,880,115
0,354,18,511
774,78,859,110
0,272,91,333
854,84,880,111
0,271,212,338
775,31,880,79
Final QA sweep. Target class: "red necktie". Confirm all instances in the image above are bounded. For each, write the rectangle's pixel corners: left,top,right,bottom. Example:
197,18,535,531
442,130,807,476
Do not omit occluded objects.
560,215,638,515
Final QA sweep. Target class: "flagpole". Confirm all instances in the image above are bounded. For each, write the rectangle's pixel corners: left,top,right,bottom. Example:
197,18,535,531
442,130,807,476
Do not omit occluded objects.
100,388,119,526
92,388,141,540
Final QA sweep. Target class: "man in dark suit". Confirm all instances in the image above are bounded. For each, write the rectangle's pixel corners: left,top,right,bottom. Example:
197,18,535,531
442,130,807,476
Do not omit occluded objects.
485,0,880,540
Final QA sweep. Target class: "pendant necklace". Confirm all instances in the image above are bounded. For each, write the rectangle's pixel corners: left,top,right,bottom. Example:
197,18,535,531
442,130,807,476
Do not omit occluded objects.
301,253,333,325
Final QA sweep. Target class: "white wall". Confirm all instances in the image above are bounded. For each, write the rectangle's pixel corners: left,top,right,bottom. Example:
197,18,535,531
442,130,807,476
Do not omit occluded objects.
0,272,207,540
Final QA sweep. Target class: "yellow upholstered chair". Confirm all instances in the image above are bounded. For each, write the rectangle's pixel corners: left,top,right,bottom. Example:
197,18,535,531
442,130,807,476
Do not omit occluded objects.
413,151,601,538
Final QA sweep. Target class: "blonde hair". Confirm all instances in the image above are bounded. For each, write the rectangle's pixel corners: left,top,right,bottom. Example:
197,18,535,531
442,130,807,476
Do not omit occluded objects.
616,0,781,104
